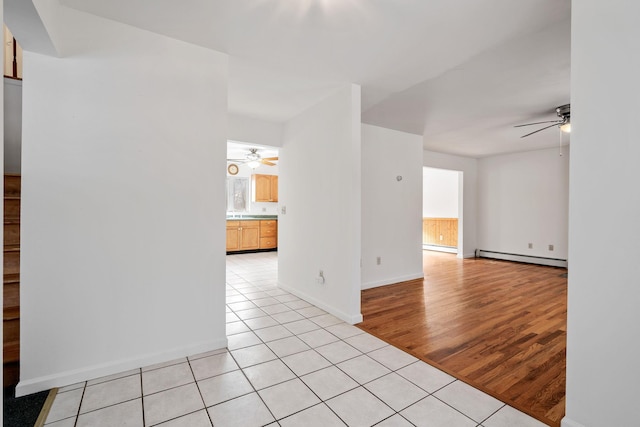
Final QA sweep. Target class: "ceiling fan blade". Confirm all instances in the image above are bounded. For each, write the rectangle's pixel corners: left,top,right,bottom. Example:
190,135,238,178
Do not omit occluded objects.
514,120,562,128
261,160,276,166
262,157,279,161
520,122,560,138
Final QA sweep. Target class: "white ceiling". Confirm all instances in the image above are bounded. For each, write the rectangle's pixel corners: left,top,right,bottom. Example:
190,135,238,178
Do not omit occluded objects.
59,0,572,157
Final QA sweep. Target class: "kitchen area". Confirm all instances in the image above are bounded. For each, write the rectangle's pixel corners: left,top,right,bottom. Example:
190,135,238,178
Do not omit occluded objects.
226,142,279,254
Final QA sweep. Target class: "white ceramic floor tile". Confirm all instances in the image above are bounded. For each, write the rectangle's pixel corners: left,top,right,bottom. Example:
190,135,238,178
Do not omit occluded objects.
227,300,257,311
190,352,239,381
243,359,296,390
324,323,364,339
143,383,204,426
142,358,187,373
282,349,333,376
315,340,362,364
296,306,327,318
367,345,418,371
396,361,455,393
297,329,339,348
261,303,293,315
282,319,322,335
258,378,321,420
326,387,394,427
309,313,343,328
142,363,194,396
401,396,476,427
155,409,212,427
265,289,290,297
434,380,504,423
198,370,254,407
375,414,415,427
283,299,312,310
244,291,270,300
279,403,346,427
76,399,143,427
80,374,141,414
208,392,275,427
187,348,227,361
364,372,428,411
482,404,548,427
301,366,359,400
227,331,263,350
226,295,247,304
235,308,268,320
43,417,76,427
253,325,293,342
226,321,251,335
271,310,306,324
86,368,140,387
45,388,84,424
344,333,388,353
266,336,311,358
275,294,301,303
336,355,391,384
57,382,85,393
252,297,280,307
231,344,278,368
243,316,280,330
225,312,240,323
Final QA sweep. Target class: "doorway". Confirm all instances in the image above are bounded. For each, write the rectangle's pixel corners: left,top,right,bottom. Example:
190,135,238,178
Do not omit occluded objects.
422,167,462,255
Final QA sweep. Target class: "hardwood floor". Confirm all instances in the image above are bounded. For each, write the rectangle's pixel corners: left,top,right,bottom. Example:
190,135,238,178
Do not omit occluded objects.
357,251,566,427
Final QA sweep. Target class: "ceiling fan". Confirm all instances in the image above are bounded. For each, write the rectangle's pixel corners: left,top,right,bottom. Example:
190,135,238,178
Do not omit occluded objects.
515,104,571,138
227,148,279,169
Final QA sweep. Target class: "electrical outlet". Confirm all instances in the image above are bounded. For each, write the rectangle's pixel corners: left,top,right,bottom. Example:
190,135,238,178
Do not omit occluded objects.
280,206,286,215
376,256,381,265
317,270,325,284
528,243,533,249
548,244,554,251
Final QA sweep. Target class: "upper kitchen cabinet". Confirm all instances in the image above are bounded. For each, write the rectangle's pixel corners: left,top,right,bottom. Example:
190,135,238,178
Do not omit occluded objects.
252,174,278,202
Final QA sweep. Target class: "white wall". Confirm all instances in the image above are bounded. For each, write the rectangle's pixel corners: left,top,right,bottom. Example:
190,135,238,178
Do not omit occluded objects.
362,124,423,289
17,5,228,395
423,149,477,258
228,114,284,148
478,147,569,260
3,78,21,173
423,167,458,218
278,85,362,324
1,0,5,404
564,2,640,426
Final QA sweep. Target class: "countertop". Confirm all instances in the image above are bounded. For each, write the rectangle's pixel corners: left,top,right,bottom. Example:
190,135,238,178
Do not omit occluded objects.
226,215,278,220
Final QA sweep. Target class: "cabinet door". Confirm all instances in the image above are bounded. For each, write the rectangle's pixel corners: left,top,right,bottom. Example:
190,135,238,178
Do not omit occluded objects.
270,176,278,202
253,174,272,202
240,221,260,250
226,223,240,251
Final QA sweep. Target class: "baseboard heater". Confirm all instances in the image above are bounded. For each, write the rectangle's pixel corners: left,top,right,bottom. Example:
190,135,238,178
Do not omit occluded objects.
476,250,567,268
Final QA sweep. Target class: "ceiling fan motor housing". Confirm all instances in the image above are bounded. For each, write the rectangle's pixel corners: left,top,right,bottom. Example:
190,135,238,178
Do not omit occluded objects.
556,104,570,123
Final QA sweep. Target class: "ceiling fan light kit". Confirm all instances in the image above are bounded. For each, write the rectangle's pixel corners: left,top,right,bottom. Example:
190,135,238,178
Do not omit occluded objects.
515,104,571,138
227,148,279,170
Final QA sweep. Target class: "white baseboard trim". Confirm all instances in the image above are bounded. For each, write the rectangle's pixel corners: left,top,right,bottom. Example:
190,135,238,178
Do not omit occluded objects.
361,272,424,290
462,252,476,259
423,245,457,254
15,337,228,397
561,417,585,427
278,282,363,325
477,250,568,268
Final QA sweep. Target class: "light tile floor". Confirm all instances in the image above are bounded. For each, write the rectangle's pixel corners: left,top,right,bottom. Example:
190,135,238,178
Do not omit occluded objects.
44,252,547,427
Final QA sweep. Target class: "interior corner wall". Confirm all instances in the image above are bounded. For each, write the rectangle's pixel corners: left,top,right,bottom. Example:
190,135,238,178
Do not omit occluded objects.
228,114,283,148
278,85,362,324
564,2,640,427
423,149,477,258
478,147,569,260
17,6,228,396
361,124,423,289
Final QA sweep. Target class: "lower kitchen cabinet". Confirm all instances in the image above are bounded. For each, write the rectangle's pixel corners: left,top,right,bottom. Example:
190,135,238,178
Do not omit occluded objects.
227,219,277,252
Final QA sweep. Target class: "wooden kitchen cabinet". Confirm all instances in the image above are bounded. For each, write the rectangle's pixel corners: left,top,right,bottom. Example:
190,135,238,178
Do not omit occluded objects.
259,220,278,249
252,174,278,202
226,220,260,251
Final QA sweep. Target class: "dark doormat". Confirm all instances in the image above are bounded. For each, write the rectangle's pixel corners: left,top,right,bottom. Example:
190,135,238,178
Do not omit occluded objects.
3,386,50,427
